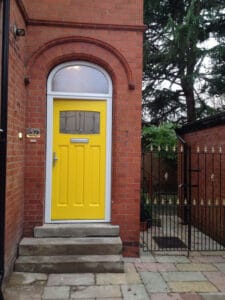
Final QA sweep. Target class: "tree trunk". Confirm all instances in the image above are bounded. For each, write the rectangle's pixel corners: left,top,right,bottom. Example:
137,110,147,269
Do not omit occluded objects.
181,73,196,123
184,87,196,123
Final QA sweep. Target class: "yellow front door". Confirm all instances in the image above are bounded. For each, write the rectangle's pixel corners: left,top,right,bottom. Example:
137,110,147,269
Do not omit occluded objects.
52,99,106,220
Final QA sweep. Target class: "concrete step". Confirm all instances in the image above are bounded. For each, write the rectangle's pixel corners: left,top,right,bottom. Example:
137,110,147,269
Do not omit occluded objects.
19,237,122,256
34,223,120,238
15,255,124,273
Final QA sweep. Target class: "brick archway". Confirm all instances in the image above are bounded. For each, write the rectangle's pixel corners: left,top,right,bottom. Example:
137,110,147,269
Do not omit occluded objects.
26,36,135,90
24,38,130,235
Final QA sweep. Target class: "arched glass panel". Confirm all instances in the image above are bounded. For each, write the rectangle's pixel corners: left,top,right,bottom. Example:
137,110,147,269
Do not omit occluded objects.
52,64,109,94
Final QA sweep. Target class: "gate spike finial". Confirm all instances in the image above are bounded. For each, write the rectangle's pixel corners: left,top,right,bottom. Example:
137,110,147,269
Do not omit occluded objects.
201,199,204,206
164,172,168,181
197,146,200,153
219,146,222,153
204,146,208,153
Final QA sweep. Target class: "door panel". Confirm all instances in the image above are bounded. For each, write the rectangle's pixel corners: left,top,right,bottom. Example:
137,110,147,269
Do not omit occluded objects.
52,99,106,220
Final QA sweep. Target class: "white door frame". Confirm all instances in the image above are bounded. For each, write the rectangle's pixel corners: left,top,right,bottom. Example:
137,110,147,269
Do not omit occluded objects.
45,61,113,223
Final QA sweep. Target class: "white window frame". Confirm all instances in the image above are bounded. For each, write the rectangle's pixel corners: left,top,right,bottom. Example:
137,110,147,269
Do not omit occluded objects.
45,61,113,223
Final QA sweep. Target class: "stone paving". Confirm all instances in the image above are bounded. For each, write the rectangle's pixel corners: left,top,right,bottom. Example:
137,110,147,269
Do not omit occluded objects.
141,213,225,252
3,251,225,299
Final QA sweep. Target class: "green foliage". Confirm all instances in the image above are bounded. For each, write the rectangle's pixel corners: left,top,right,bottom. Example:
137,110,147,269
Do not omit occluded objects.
142,123,177,160
208,43,225,100
143,0,225,124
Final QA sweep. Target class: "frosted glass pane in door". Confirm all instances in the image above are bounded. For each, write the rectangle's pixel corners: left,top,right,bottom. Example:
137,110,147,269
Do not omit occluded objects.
60,111,100,134
52,65,109,94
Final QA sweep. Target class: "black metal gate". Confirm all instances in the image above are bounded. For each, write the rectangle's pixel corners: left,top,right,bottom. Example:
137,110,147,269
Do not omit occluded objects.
141,141,225,253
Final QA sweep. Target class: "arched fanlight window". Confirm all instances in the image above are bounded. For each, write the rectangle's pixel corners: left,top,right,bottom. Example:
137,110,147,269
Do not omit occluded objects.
51,63,109,94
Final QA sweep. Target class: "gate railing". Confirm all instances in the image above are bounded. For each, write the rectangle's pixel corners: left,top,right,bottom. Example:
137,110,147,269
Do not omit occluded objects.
141,143,225,253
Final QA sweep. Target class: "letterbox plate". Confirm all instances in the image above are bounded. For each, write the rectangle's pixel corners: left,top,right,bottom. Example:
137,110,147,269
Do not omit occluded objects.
70,138,89,143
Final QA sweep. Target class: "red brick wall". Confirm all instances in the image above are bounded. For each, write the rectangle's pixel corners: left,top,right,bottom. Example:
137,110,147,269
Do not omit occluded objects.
22,0,144,257
5,0,26,276
182,125,225,147
22,0,143,26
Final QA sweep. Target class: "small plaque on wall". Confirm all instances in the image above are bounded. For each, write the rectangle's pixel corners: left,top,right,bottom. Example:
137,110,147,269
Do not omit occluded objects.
26,128,40,138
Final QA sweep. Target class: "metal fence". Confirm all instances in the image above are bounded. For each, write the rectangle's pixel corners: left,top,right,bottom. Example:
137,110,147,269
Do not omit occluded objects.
141,144,225,253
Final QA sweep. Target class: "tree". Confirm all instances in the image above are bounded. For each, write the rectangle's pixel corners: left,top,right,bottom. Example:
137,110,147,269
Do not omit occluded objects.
142,123,177,152
143,0,225,124
208,43,225,104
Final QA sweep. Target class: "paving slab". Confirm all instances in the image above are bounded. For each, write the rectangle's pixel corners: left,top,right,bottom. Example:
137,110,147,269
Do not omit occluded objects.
124,263,138,273
47,273,94,286
189,252,202,257
3,285,44,300
42,286,70,299
155,256,190,263
70,299,94,300
125,271,142,285
190,256,225,263
123,257,141,263
135,262,177,272
124,263,141,284
200,293,225,300
203,272,225,292
140,272,169,293
168,281,218,293
7,272,47,286
97,298,123,300
71,285,121,298
151,293,202,300
139,252,156,262
154,251,189,256
121,284,149,300
5,251,225,299
140,256,156,262
176,263,217,272
214,263,225,273
180,294,203,300
162,271,206,282
200,251,225,256
150,293,183,300
96,273,127,285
